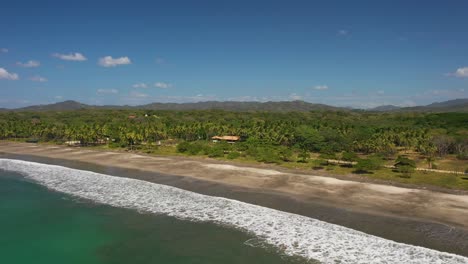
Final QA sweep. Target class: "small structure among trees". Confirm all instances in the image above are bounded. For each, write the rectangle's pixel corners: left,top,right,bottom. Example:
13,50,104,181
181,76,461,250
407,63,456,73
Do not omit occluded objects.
211,136,240,144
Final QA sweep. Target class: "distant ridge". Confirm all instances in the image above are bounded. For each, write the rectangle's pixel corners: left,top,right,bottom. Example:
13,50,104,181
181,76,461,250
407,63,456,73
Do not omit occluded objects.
139,100,343,112
3,98,467,113
368,99,468,113
369,105,401,111
16,100,89,111
7,100,346,112
402,99,468,112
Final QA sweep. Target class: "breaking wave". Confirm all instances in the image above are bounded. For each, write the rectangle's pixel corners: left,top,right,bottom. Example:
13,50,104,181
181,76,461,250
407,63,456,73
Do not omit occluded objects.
1,158,467,264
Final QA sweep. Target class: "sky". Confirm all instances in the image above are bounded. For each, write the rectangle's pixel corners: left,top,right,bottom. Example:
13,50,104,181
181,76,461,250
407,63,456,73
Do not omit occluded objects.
0,0,467,108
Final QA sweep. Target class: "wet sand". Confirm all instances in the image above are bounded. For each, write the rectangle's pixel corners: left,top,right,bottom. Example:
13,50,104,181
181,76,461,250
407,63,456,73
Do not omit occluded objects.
1,142,468,256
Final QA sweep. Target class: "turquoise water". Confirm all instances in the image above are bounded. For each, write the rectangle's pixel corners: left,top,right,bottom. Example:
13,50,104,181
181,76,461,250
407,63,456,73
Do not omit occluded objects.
0,171,306,264
2,158,467,263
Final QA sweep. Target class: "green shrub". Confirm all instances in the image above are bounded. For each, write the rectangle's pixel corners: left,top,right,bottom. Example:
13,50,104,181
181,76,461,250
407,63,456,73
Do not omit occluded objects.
394,155,416,168
355,156,383,173
318,148,337,160
176,141,191,153
187,143,202,155
255,147,280,164
318,153,335,160
297,150,310,163
227,152,240,159
245,147,258,157
341,151,359,162
394,155,416,177
456,152,468,160
217,141,231,151
208,147,224,158
234,142,249,151
312,159,326,170
278,146,293,162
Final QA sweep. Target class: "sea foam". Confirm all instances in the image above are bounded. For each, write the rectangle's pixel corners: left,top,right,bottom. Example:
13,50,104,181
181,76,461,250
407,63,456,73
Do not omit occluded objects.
1,158,467,264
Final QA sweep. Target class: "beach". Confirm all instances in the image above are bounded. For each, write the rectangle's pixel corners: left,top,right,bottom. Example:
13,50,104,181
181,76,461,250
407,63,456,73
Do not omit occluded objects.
1,141,468,257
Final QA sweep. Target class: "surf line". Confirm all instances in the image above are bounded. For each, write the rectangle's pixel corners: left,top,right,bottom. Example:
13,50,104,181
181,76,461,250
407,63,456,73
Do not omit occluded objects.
1,158,467,264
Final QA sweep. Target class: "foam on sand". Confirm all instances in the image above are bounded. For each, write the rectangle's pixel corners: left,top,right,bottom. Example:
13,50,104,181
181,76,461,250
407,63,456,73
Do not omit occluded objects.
1,159,467,264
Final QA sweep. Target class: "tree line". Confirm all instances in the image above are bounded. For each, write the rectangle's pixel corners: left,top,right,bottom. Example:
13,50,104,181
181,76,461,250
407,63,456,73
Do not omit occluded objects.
0,110,467,171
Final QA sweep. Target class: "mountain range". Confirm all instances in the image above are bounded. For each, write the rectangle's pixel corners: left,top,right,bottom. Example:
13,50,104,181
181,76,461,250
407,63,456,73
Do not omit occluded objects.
2,99,467,113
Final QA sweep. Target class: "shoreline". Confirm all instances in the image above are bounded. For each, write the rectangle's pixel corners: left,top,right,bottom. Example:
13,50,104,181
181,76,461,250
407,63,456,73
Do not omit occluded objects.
1,141,468,227
3,158,468,263
1,142,468,256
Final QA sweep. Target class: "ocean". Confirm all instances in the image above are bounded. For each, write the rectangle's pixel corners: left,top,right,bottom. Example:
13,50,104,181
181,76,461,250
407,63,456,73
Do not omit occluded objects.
1,158,467,264
0,169,306,264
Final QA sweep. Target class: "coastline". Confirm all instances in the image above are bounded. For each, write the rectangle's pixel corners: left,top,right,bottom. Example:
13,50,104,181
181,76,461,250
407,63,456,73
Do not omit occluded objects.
1,141,468,256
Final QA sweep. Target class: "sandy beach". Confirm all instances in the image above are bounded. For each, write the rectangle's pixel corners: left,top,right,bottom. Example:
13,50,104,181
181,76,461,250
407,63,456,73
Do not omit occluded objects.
1,141,467,230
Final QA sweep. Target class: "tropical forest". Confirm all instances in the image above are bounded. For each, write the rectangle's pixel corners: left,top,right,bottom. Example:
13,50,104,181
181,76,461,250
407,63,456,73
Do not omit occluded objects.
1,109,467,189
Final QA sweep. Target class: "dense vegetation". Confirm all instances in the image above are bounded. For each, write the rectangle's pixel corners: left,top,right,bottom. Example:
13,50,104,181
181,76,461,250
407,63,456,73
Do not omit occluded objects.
1,109,467,177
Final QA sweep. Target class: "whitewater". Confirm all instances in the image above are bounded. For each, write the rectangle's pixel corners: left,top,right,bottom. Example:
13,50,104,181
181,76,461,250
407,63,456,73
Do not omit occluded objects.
1,159,467,264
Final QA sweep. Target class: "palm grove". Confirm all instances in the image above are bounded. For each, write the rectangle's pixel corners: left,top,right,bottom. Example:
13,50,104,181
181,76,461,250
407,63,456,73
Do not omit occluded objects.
1,109,467,177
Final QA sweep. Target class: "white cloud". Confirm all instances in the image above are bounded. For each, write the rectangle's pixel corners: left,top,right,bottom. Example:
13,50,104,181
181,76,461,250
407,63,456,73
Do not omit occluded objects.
1,48,8,53
54,96,63,100
30,75,47,82
129,91,149,98
314,85,329,90
154,82,171,89
53,52,87,61
132,83,148,88
289,93,303,100
98,56,131,67
424,88,467,98
17,60,40,68
133,82,171,89
337,29,349,36
452,67,468,78
0,67,19,80
400,100,417,107
226,95,261,102
377,90,385,95
152,94,220,103
96,89,119,95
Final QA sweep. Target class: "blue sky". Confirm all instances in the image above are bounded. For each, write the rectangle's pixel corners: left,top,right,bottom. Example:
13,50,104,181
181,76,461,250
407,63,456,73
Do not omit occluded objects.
0,0,467,108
